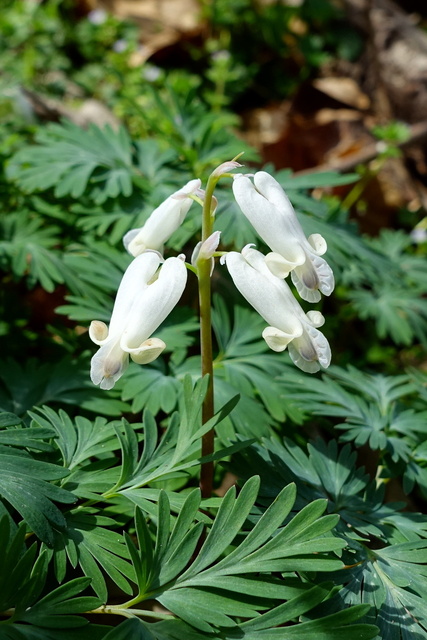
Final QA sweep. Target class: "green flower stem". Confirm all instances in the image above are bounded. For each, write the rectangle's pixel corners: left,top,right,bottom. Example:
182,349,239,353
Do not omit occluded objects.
341,156,386,211
88,605,173,620
197,173,218,498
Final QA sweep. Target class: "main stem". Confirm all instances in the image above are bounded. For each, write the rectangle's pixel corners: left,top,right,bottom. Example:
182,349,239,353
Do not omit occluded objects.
198,175,217,498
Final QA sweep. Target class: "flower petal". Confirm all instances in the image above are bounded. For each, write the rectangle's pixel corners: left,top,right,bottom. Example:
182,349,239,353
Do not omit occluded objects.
89,320,109,345
124,179,201,257
289,323,331,373
233,174,286,253
89,255,187,390
233,171,335,301
224,246,331,373
198,230,221,260
224,249,303,337
262,325,302,352
306,310,325,328
120,255,187,351
291,253,334,302
122,228,140,253
90,338,129,390
308,233,327,255
212,160,243,178
108,252,162,338
265,249,305,279
128,338,166,364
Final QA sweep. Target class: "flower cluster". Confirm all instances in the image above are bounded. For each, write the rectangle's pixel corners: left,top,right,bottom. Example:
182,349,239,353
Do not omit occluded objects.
89,180,198,389
89,167,334,388
223,171,334,373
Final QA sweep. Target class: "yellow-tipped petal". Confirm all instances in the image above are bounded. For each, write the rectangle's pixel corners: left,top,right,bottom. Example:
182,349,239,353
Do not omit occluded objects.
129,338,166,364
306,310,325,328
308,233,327,255
265,249,305,279
89,321,109,345
262,325,303,352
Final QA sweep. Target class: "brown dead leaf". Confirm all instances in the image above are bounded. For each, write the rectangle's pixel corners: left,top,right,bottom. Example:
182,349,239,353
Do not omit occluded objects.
312,77,370,110
240,86,372,172
98,0,202,59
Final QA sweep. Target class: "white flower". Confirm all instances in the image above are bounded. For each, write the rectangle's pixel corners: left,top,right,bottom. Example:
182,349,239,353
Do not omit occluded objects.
123,179,201,257
89,252,187,390
87,8,107,25
232,171,334,303
222,245,331,373
112,39,127,53
142,65,162,82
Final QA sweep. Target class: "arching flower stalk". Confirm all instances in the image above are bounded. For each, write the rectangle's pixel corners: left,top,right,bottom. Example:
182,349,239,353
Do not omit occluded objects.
89,159,334,499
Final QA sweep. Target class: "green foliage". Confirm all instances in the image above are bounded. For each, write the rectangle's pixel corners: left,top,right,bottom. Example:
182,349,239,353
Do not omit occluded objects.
232,437,427,637
0,517,102,637
106,377,244,495
121,480,362,635
0,356,129,417
211,299,303,435
322,541,427,637
7,121,135,204
231,437,427,544
277,364,427,495
0,447,74,545
345,230,427,346
0,212,65,291
44,509,134,602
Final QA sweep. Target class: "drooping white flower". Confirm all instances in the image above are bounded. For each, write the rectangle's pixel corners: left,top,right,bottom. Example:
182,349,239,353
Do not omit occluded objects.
232,171,334,303
222,245,331,373
123,179,201,257
89,252,187,390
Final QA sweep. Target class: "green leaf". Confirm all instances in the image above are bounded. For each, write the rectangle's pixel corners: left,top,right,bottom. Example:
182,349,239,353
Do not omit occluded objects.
0,356,129,418
323,540,427,638
44,509,134,601
0,211,66,291
279,365,423,466
0,522,105,636
121,478,347,633
0,518,39,614
29,407,120,469
0,418,54,452
0,412,21,427
16,577,101,628
106,377,241,494
0,625,108,640
102,618,156,640
276,169,360,189
178,299,304,438
7,121,135,204
120,362,182,416
232,436,427,544
0,449,75,545
349,286,427,346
